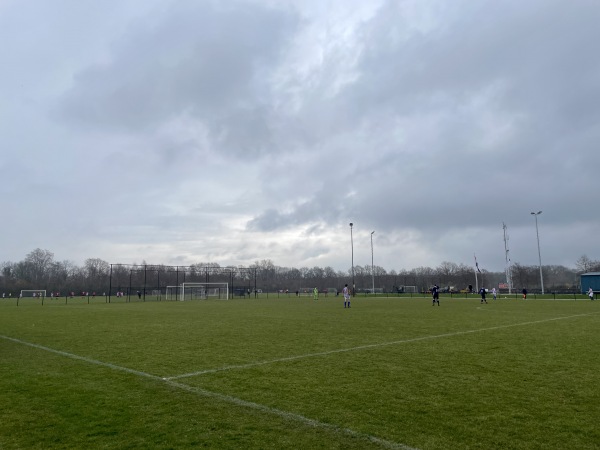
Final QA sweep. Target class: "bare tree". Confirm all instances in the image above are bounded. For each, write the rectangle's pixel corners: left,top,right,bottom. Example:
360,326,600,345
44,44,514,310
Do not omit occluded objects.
84,258,110,291
575,255,598,274
436,261,459,287
23,248,55,285
511,263,540,290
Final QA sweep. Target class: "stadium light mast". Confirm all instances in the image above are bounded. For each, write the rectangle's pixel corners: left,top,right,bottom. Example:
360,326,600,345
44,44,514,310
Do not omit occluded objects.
530,211,544,294
349,223,355,297
371,231,375,295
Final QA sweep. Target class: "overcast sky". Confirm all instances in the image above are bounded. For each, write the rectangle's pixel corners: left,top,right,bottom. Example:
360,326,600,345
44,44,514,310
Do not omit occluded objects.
2,0,599,273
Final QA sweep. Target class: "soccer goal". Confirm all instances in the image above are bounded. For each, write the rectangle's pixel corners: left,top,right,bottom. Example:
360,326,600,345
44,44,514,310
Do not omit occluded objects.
20,289,46,298
166,283,229,301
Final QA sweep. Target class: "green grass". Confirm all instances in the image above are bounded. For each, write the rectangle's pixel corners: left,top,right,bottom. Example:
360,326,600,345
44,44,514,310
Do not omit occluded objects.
1,296,599,449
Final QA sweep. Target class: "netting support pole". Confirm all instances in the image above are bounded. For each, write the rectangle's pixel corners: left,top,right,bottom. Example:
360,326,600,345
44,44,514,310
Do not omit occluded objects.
128,270,132,303
108,264,113,303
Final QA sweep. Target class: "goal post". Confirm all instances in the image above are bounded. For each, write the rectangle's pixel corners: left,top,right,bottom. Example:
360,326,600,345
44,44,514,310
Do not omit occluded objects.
20,289,46,298
166,283,229,301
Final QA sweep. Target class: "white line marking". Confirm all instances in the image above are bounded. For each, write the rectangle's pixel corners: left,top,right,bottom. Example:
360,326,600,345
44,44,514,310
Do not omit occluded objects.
162,379,416,450
0,334,415,450
168,311,600,380
0,335,163,380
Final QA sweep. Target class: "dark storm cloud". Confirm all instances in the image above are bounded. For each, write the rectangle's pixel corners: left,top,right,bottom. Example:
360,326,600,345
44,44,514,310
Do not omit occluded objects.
325,0,600,225
239,0,600,269
57,1,298,157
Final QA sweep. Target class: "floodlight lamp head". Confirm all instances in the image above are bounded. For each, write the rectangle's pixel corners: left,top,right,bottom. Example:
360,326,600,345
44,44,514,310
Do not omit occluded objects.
349,222,353,227
371,231,375,235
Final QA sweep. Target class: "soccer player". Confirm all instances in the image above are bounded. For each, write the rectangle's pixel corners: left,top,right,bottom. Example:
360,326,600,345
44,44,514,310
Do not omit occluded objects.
480,287,488,304
431,285,440,306
313,287,318,301
343,284,350,308
492,287,497,300
588,287,594,301
522,288,527,300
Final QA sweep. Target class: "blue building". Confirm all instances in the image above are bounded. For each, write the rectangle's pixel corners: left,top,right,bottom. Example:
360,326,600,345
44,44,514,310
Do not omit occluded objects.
580,272,600,293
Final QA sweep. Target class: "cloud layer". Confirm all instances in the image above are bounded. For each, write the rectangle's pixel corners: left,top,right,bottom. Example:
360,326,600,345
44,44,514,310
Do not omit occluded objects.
2,0,599,274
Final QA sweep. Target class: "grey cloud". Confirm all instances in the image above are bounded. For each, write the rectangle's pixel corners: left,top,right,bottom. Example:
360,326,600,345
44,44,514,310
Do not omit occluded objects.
56,1,298,157
246,208,286,231
3,0,600,272
243,0,600,269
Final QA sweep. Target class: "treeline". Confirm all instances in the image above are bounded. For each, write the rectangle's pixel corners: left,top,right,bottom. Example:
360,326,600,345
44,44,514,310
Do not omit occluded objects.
2,249,599,296
249,258,592,293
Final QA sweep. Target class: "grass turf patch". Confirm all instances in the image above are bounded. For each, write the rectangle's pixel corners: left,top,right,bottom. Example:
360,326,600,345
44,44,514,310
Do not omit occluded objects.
1,296,599,449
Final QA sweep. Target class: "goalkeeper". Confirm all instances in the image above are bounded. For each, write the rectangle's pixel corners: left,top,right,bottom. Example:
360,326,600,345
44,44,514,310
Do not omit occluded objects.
313,287,319,301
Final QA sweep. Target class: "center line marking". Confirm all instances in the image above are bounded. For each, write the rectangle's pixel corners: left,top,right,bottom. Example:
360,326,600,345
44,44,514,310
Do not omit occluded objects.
167,311,600,380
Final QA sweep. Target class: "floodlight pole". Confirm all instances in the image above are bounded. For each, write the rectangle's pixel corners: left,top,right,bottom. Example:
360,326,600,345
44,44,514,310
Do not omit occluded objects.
531,211,544,294
371,231,375,295
350,223,355,297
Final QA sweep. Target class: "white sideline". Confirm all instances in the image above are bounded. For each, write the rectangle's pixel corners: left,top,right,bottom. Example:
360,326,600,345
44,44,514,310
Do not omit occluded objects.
168,311,600,380
0,334,415,450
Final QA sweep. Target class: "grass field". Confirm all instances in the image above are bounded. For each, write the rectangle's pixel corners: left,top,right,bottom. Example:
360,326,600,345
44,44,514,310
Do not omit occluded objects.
1,295,599,449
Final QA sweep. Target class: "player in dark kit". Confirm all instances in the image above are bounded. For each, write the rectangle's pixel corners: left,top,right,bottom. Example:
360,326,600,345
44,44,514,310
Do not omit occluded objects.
431,285,440,306
479,287,488,304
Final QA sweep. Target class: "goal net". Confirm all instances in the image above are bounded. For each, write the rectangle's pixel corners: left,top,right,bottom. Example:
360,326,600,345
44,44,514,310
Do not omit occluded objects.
396,286,417,293
166,283,229,301
20,289,46,298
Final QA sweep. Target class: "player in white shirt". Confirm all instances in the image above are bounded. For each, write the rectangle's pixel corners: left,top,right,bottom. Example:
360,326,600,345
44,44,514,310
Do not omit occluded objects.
343,284,350,308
